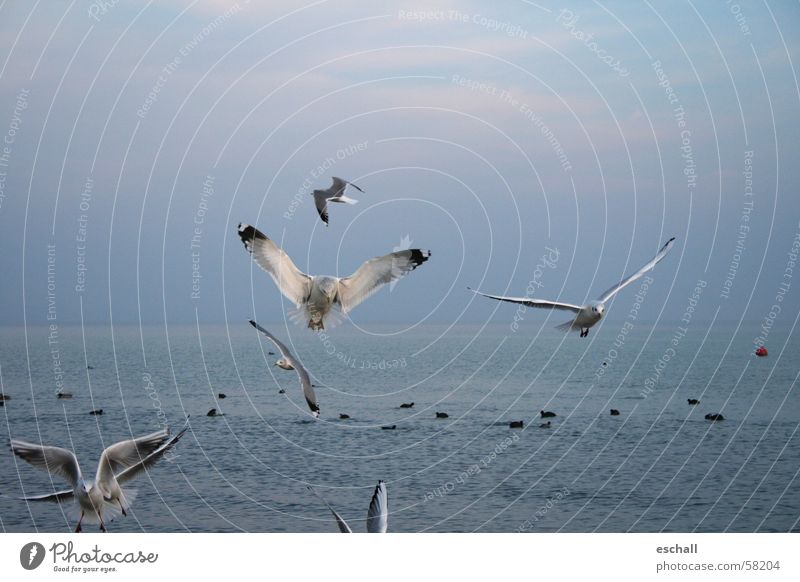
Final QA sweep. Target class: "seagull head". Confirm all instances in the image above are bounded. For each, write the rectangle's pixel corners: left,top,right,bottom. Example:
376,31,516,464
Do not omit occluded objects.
591,303,605,316
318,277,338,298
79,479,90,494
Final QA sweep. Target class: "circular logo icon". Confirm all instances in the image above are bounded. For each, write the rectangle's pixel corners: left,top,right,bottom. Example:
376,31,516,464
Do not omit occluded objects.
20,542,46,570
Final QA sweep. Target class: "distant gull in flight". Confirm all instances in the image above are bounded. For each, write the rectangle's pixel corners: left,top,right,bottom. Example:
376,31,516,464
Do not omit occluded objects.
313,176,363,226
470,237,675,337
238,223,431,330
250,320,320,418
308,480,388,533
10,420,189,532
275,358,294,371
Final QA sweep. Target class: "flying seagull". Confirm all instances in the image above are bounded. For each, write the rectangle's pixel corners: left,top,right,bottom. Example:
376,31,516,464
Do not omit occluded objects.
313,177,363,226
470,237,675,337
249,320,320,418
238,223,431,330
10,419,189,532
274,358,294,371
308,480,388,533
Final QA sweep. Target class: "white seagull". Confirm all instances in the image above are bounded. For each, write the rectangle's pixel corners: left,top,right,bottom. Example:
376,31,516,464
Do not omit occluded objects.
238,223,431,330
308,480,388,533
250,320,320,418
10,420,189,532
312,176,363,226
274,358,294,371
470,237,676,337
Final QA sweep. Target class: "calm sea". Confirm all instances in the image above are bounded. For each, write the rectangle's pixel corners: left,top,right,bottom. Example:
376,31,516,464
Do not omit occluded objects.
1,320,798,532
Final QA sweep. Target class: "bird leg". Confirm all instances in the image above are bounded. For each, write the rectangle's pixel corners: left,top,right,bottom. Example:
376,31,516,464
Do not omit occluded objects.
99,519,107,533
74,512,84,533
580,328,589,338
118,500,127,517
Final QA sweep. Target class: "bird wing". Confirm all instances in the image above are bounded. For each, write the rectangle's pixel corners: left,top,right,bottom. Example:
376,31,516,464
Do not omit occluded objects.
468,288,582,312
366,480,388,533
237,223,312,307
249,320,320,418
114,419,190,485
329,176,348,197
307,486,352,533
313,192,330,225
336,249,431,314
10,440,83,488
332,176,363,194
17,489,75,503
597,237,676,303
95,428,171,488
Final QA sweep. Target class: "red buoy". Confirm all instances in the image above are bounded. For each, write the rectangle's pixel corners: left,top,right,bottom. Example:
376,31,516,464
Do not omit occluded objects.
755,346,768,357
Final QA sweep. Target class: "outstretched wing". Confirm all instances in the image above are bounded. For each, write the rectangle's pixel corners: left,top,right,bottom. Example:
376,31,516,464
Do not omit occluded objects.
237,223,312,307
11,440,82,488
16,489,75,503
468,288,582,312
336,249,431,314
597,237,676,303
250,320,320,418
366,480,388,533
313,192,330,225
307,485,352,533
115,419,190,485
96,428,171,488
331,176,364,195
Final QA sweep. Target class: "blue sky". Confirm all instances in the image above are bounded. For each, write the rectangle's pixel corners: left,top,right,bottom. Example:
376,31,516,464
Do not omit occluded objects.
0,0,798,328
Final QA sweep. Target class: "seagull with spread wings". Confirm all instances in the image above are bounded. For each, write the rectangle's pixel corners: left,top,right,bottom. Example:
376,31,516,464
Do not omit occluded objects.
470,237,676,337
10,420,189,532
312,177,363,226
238,223,431,330
249,320,320,418
308,480,388,533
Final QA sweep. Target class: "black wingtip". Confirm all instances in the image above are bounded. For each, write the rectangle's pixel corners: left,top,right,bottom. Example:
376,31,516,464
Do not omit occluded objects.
237,223,266,247
408,249,431,268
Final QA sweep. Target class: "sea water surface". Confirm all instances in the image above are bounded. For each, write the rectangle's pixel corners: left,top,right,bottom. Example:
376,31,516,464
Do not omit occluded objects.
0,320,798,533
